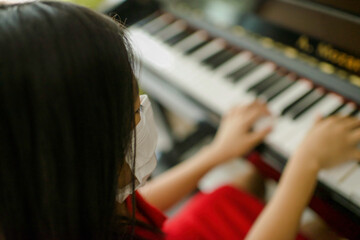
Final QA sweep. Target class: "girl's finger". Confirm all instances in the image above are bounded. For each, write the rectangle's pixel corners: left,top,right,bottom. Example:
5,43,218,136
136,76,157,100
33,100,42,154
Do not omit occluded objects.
243,106,270,127
226,105,242,117
351,150,360,161
344,118,360,130
249,126,272,144
350,128,360,142
244,100,263,111
314,114,323,124
333,114,349,123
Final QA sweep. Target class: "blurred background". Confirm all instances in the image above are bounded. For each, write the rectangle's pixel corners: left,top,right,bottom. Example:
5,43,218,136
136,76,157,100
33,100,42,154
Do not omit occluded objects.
63,0,103,9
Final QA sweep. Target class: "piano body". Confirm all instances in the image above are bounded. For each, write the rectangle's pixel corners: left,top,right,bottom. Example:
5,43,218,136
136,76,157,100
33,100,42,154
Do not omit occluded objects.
106,0,360,238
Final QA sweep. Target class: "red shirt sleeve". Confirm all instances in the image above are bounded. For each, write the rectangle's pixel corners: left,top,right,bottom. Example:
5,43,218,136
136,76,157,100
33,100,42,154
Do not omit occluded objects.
125,191,167,240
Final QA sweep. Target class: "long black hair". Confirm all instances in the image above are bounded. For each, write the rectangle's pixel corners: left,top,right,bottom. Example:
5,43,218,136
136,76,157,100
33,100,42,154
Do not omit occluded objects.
0,1,140,239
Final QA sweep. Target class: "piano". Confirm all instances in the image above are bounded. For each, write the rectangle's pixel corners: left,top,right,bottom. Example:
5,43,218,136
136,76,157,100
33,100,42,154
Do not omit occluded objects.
105,0,360,238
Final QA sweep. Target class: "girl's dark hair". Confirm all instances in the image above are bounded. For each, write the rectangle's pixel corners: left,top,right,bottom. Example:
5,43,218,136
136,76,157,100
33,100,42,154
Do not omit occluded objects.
0,1,142,239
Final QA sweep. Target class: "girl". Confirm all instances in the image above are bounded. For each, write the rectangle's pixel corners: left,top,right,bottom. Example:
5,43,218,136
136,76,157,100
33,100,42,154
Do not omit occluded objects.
0,1,359,239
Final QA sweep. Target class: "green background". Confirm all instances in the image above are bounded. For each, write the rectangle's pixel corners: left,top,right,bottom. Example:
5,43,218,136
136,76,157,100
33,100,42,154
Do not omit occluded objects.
63,0,104,9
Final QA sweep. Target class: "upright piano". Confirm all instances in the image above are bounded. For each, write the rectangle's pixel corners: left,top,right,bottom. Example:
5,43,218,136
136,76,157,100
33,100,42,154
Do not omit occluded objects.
106,0,360,238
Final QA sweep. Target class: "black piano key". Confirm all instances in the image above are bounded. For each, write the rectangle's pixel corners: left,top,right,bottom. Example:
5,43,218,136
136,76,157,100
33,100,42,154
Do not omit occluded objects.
286,90,319,117
137,13,160,27
247,72,276,92
141,19,162,33
157,25,184,41
202,49,229,65
150,24,169,35
351,109,359,116
209,50,238,69
262,77,295,102
281,89,314,116
165,30,194,46
337,103,357,116
185,39,211,55
256,75,284,95
326,103,345,117
348,108,358,116
147,18,175,35
289,90,325,120
201,49,237,69
226,61,259,82
233,62,261,83
247,72,281,94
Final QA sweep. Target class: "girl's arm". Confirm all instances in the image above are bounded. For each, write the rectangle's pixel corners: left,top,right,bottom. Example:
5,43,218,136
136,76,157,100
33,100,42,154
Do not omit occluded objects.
245,154,319,240
139,145,227,212
139,101,271,211
246,116,360,240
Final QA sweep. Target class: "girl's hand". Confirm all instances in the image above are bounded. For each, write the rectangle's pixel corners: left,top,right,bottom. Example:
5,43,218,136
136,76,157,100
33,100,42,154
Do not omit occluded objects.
208,101,272,164
293,115,360,170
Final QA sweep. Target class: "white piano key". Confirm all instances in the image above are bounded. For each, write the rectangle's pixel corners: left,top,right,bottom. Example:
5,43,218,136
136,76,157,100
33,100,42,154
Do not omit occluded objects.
213,51,253,77
287,88,326,118
149,32,209,85
297,93,343,126
284,93,344,153
200,57,240,79
338,166,360,205
146,59,233,115
151,34,206,79
142,55,237,115
170,60,214,86
180,64,273,114
258,75,293,101
169,38,228,81
319,161,358,187
176,75,236,115
235,62,276,91
131,30,180,72
320,96,344,117
130,28,205,89
253,116,275,132
303,93,341,119
190,38,226,61
265,116,294,155
337,102,356,116
221,64,274,108
266,81,313,150
155,20,187,41
130,29,206,98
352,193,360,206
267,80,313,116
173,30,209,53
141,13,172,33
130,28,223,107
177,53,253,94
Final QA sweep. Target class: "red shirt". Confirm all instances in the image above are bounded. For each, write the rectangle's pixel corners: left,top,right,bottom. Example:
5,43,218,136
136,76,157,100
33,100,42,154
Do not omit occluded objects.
127,185,308,240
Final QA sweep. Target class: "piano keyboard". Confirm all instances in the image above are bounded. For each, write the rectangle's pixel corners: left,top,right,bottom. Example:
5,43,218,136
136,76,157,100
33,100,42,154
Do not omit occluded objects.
129,13,360,208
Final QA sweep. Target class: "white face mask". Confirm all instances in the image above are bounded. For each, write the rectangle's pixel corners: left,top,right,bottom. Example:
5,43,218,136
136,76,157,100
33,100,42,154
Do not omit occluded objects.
117,95,158,202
